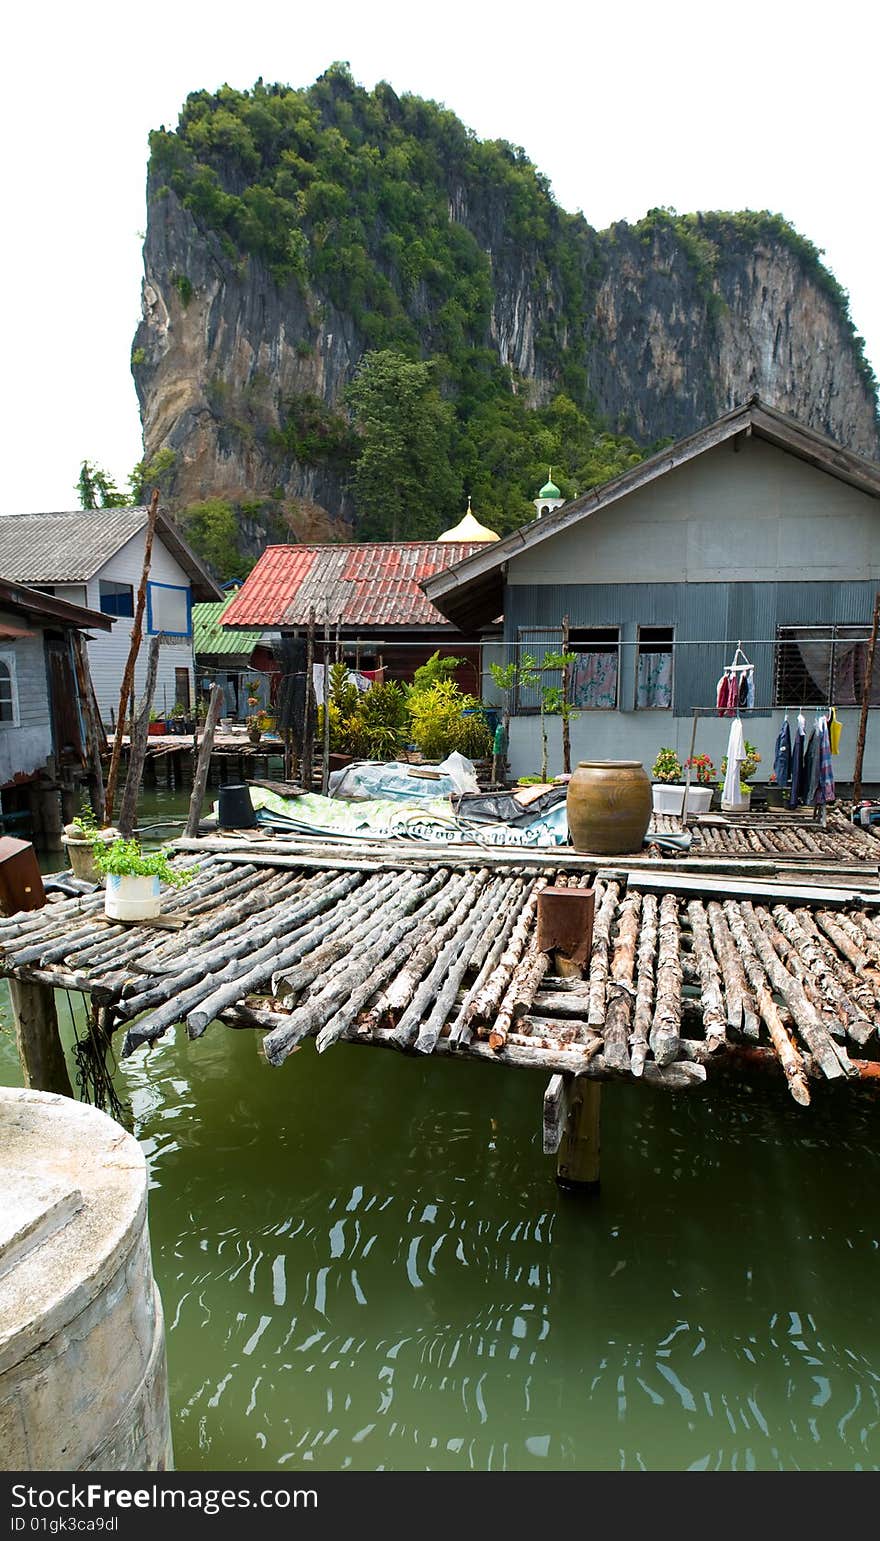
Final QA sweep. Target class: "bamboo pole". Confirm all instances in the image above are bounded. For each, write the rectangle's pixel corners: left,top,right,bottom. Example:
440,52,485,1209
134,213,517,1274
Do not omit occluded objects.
321,607,331,797
118,636,161,838
302,608,316,791
852,588,880,805
104,489,160,823
185,685,224,837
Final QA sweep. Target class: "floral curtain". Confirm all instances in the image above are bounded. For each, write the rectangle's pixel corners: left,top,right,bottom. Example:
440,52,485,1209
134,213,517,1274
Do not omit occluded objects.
636,651,673,709
570,650,618,709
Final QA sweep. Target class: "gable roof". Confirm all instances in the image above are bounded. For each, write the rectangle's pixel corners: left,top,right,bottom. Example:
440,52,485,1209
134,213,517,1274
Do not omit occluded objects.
192,591,262,662
0,508,222,601
221,542,486,632
0,577,113,632
422,397,880,629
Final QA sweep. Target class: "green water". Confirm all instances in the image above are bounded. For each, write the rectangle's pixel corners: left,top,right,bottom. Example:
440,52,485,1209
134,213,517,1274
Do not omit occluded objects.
2,785,879,1471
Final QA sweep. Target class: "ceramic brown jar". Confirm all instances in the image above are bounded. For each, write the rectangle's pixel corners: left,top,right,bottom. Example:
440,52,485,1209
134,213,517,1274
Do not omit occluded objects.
566,760,652,854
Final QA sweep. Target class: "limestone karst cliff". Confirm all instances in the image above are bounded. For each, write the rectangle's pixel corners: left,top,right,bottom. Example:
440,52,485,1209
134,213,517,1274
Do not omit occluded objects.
132,68,878,562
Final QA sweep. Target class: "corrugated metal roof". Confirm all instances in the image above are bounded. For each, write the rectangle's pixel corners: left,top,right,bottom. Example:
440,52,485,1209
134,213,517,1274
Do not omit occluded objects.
221,543,484,631
192,592,262,659
0,509,222,602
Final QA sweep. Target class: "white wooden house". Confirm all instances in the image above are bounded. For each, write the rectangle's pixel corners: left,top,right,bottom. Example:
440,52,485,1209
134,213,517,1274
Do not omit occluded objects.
0,509,221,726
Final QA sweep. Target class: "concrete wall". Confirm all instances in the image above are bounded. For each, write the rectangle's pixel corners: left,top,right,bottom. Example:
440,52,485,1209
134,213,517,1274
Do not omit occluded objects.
0,617,52,786
51,535,196,724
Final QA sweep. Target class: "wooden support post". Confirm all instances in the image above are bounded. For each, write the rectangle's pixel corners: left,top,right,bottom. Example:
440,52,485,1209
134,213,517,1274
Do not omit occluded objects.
556,1075,601,1193
321,608,331,797
118,635,160,838
853,588,880,805
71,630,106,821
0,838,72,1098
104,488,160,823
561,614,572,776
185,684,224,837
302,607,316,791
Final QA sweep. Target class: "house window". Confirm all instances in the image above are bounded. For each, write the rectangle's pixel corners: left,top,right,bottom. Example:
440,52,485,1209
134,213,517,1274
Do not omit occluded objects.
636,626,674,709
569,627,620,710
0,654,19,726
774,625,880,707
147,582,191,637
99,580,134,619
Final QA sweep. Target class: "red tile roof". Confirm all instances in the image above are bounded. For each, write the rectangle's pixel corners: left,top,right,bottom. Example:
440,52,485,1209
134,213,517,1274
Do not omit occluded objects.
221,543,484,631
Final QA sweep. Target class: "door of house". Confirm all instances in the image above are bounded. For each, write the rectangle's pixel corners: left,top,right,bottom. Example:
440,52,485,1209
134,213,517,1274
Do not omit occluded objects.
45,637,84,761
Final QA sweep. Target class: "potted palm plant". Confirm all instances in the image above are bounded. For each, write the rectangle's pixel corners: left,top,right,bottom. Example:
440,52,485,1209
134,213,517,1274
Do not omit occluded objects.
92,838,195,920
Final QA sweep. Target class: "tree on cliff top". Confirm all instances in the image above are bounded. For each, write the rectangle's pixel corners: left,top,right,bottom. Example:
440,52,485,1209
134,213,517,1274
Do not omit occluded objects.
345,350,461,540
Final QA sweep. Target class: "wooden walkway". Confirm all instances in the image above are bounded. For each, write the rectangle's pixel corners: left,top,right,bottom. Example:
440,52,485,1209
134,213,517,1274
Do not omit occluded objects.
2,845,880,1119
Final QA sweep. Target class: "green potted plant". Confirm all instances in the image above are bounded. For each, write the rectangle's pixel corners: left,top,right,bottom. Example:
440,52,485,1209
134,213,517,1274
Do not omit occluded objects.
650,747,685,814
92,838,195,920
62,801,120,884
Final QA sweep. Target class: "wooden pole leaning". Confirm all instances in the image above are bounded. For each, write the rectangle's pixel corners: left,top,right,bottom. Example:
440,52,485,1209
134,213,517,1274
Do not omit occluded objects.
185,685,224,837
104,488,160,823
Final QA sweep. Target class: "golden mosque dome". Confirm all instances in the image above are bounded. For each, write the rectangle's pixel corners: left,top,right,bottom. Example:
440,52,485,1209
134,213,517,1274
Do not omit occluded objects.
437,496,500,543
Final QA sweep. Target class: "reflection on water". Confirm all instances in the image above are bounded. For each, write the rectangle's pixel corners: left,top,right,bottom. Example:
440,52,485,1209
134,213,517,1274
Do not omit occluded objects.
1,783,878,1470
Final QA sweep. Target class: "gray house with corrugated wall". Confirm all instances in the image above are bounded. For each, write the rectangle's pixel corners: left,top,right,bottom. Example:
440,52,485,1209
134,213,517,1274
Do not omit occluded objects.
423,398,880,784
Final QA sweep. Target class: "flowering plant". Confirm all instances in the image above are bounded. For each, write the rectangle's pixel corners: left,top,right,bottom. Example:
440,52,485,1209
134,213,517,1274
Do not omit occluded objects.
651,747,683,783
685,753,715,785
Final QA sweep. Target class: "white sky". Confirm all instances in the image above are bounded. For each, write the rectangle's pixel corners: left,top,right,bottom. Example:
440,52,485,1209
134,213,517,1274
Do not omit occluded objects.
2,0,877,514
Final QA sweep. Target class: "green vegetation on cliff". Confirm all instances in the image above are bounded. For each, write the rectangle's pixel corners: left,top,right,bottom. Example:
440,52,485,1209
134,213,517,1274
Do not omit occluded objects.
141,64,877,553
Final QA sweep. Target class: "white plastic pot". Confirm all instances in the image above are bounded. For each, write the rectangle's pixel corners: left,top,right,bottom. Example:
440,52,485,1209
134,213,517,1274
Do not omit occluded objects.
652,783,685,815
104,873,161,921
721,789,752,814
684,785,714,814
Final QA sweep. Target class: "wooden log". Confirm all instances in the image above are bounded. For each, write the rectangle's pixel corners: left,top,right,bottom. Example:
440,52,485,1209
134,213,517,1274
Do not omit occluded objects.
542,1073,568,1155
738,902,851,1080
685,899,728,1052
185,684,224,838
315,921,429,1053
118,635,161,839
359,872,470,1030
719,900,811,1105
556,1078,600,1191
448,877,533,1045
393,870,492,1046
602,891,640,1072
650,893,682,1067
457,875,549,1034
814,908,874,975
586,880,619,1027
630,890,657,1078
756,905,847,1042
417,877,512,1054
488,943,550,1051
104,488,160,823
770,903,875,1045
706,899,759,1039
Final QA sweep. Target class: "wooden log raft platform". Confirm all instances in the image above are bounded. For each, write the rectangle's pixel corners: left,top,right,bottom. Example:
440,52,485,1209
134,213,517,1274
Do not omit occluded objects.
2,847,880,1123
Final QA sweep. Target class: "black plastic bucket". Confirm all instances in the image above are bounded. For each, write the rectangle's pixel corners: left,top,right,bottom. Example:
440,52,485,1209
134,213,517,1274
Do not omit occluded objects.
218,783,257,829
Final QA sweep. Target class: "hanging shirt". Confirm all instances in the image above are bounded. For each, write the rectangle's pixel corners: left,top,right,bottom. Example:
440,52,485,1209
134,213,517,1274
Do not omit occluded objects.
814,718,836,805
802,729,820,804
744,669,755,709
828,707,842,755
788,725,805,808
773,718,792,787
722,717,748,806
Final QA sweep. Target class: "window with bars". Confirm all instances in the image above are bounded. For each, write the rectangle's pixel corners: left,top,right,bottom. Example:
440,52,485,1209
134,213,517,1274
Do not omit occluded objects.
636,626,674,709
774,625,880,707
